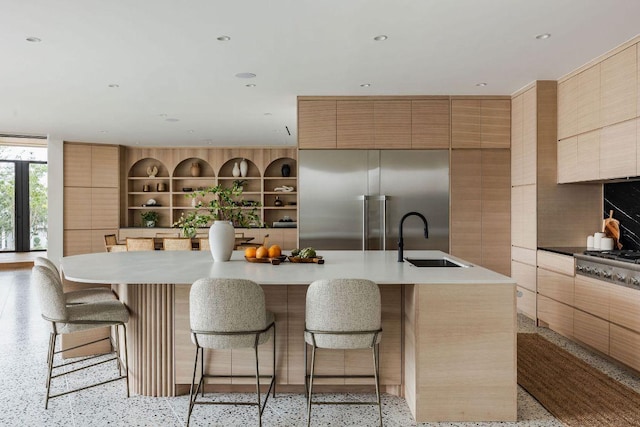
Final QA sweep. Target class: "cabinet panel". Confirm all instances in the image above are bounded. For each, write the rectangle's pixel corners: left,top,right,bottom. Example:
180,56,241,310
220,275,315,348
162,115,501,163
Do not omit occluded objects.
537,268,574,306
451,100,481,148
522,88,537,185
576,130,600,182
91,145,119,188
516,286,536,320
298,100,337,149
481,100,511,149
64,143,92,187
599,119,637,179
374,100,411,149
91,188,119,229
610,324,640,371
510,187,523,248
511,246,536,266
511,260,536,292
558,77,578,140
538,295,574,338
511,94,524,186
609,284,640,332
63,230,92,256
537,251,575,276
574,309,609,355
64,187,92,230
481,150,510,275
574,275,610,320
601,45,637,126
411,99,450,149
337,100,373,148
450,150,482,265
557,137,577,183
577,64,601,133
521,184,537,249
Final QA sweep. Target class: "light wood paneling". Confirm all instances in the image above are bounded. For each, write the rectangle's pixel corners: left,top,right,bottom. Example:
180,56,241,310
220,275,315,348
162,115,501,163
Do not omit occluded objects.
601,45,637,126
556,137,577,184
537,295,574,338
298,100,337,149
91,145,120,187
64,143,91,187
63,230,92,256
576,130,600,182
574,275,610,320
511,260,536,292
510,187,523,248
511,94,524,186
577,64,601,133
574,309,610,355
374,100,411,149
64,187,92,230
411,99,450,149
537,251,575,276
450,150,482,265
537,268,574,306
481,100,511,149
522,88,537,185
91,188,119,229
516,286,536,320
511,246,536,266
481,150,511,275
451,100,481,148
599,119,637,179
557,77,578,140
610,324,640,372
609,283,640,332
337,100,374,148
521,184,537,249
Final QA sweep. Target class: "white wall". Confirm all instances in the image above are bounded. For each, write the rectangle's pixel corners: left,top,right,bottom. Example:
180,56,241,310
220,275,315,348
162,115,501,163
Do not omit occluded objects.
47,138,64,266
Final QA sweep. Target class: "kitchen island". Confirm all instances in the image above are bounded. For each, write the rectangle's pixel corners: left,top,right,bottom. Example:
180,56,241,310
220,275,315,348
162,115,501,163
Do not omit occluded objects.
61,250,516,422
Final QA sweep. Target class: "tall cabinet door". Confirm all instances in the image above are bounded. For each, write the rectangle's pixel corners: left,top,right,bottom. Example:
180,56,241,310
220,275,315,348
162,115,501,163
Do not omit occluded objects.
450,150,482,265
482,150,511,276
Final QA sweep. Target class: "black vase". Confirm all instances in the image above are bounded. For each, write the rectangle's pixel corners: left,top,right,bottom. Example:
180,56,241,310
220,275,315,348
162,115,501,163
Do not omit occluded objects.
281,163,291,177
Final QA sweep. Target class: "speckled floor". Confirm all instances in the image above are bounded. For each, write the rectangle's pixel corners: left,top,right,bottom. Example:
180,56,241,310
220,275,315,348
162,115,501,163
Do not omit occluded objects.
1,268,638,426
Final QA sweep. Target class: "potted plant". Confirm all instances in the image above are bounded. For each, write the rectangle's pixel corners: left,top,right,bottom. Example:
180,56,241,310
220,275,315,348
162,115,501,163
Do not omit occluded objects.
141,211,159,227
233,179,248,192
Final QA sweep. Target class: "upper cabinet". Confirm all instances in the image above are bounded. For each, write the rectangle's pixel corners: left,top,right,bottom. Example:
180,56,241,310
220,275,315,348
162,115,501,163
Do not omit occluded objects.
336,100,374,148
557,77,578,140
601,46,637,127
298,100,337,149
451,99,510,149
511,88,536,186
411,99,450,149
373,100,411,149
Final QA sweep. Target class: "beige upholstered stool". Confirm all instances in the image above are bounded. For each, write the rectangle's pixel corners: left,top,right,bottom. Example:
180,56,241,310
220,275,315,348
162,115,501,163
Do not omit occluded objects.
32,266,130,409
304,278,383,426
187,278,276,426
162,237,193,251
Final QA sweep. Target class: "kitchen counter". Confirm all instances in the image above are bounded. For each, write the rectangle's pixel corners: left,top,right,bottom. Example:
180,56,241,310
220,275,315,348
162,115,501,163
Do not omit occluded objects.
61,250,516,422
538,246,587,256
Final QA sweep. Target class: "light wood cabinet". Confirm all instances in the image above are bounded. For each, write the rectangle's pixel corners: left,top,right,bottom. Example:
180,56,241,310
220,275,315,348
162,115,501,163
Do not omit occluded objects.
298,100,336,149
557,137,577,184
374,100,411,148
511,260,536,292
574,275,610,320
337,100,374,148
610,324,640,371
577,64,601,134
451,99,510,149
577,130,600,182
601,45,637,127
411,99,450,149
537,268,574,306
481,150,511,275
609,283,640,332
517,286,536,319
538,295,574,338
511,184,536,250
511,94,524,186
599,119,637,179
522,88,537,185
557,77,578,140
574,309,609,355
537,250,575,276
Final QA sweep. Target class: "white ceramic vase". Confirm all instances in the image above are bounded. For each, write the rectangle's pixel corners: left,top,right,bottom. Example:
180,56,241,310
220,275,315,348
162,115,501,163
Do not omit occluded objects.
240,158,248,177
232,162,241,177
208,220,235,262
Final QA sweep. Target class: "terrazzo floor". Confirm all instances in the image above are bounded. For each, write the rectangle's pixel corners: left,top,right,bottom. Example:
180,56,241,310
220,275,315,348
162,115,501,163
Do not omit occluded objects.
2,268,639,426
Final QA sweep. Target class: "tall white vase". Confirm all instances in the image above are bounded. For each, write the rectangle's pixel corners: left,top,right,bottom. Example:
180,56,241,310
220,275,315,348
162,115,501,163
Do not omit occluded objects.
232,162,241,177
208,221,235,262
240,158,248,177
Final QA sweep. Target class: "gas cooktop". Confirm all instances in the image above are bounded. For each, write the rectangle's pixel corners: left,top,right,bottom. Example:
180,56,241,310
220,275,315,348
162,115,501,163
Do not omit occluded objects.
583,250,640,263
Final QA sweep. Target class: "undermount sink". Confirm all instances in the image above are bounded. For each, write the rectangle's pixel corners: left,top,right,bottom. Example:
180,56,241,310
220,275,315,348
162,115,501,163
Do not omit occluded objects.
404,258,468,268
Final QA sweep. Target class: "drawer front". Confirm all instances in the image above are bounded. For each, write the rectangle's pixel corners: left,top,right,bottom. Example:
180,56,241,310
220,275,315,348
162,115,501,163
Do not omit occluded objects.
516,286,536,320
538,295,574,338
537,268,574,306
537,250,575,276
609,284,640,333
574,275,610,320
610,324,640,371
512,246,536,266
512,261,536,292
574,309,610,355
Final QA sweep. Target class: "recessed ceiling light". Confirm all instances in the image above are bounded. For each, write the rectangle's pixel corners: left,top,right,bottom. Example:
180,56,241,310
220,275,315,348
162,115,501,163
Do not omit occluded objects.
158,113,167,117
235,72,256,79
535,33,551,40
264,113,272,116
188,129,195,133
165,118,180,122
245,84,256,88
26,37,41,43
360,83,371,88
217,35,231,41
108,84,119,88
476,82,488,87
373,35,388,41
99,130,108,133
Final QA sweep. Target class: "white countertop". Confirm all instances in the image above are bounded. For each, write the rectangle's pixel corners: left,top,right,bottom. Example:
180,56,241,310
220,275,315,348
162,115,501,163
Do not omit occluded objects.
61,250,515,286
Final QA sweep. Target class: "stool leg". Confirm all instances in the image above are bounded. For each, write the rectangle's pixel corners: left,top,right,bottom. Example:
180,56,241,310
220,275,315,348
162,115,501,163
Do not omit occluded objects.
44,332,56,409
122,324,130,398
306,344,317,427
254,344,262,426
272,325,276,398
186,345,200,427
372,344,382,427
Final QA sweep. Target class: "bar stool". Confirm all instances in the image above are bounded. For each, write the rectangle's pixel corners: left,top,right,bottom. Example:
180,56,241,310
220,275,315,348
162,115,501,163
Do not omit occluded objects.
126,237,155,251
34,257,116,304
304,278,383,426
32,266,130,409
162,237,193,251
187,278,276,426
198,238,210,251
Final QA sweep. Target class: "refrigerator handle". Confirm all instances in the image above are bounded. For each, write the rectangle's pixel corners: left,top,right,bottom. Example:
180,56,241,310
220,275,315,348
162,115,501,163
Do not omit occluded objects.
381,195,388,250
359,195,369,251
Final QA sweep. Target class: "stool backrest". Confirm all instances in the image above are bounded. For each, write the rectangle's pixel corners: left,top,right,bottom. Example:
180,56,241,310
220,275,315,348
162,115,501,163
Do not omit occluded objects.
34,257,60,278
32,265,67,322
162,238,192,251
126,237,155,251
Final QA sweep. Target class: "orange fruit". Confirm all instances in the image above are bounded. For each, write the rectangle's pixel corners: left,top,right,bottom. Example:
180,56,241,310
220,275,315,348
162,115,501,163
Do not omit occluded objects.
244,247,257,258
255,246,269,259
268,245,282,258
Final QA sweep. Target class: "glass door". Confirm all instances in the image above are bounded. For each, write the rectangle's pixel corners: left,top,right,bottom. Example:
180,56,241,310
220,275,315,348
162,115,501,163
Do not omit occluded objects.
0,162,16,251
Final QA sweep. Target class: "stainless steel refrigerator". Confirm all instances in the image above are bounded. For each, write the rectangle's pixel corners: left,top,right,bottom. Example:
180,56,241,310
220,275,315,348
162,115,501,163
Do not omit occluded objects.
299,150,449,252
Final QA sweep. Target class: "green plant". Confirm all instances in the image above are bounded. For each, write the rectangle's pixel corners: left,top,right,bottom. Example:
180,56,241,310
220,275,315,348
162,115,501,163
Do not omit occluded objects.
172,182,261,235
141,211,159,223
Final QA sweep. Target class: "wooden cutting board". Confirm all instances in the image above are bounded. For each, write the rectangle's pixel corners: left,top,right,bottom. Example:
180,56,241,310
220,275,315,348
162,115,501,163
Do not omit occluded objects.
603,210,622,249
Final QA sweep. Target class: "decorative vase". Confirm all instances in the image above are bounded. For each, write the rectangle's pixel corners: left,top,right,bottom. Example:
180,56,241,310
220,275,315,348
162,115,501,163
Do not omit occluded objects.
240,158,248,177
281,163,291,177
232,162,241,177
208,220,235,262
274,196,283,207
145,220,156,228
190,162,200,177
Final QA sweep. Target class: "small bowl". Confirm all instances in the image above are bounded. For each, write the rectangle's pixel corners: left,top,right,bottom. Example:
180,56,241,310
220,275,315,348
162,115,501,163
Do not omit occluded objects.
182,187,193,192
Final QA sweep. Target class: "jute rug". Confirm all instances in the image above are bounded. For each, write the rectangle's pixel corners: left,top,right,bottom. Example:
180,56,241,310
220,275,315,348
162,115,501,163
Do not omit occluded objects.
518,333,640,426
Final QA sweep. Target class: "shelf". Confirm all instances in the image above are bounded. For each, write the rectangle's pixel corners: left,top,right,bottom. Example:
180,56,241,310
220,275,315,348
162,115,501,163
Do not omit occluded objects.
128,177,169,180
129,206,171,210
264,191,297,195
129,192,168,195
264,176,297,180
264,207,297,210
172,177,215,181
218,176,261,180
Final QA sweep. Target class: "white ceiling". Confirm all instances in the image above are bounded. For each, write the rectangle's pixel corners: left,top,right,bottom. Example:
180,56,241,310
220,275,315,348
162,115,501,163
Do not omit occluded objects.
1,0,639,147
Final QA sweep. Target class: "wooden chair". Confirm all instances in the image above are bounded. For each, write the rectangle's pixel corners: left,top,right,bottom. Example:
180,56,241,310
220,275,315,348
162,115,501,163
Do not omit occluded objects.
104,234,118,252
107,244,128,252
126,238,155,251
156,232,180,238
236,234,269,250
162,238,193,251
198,238,210,251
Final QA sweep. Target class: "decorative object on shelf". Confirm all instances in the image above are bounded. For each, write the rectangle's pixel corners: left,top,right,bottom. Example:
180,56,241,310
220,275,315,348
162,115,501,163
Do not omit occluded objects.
274,196,283,207
209,220,235,262
190,162,201,177
274,185,294,192
182,187,193,192
240,158,248,177
233,179,247,192
146,165,158,178
145,199,157,206
281,163,291,177
142,184,151,192
191,197,200,208
232,162,241,177
141,211,159,228
173,211,208,238
156,182,167,192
